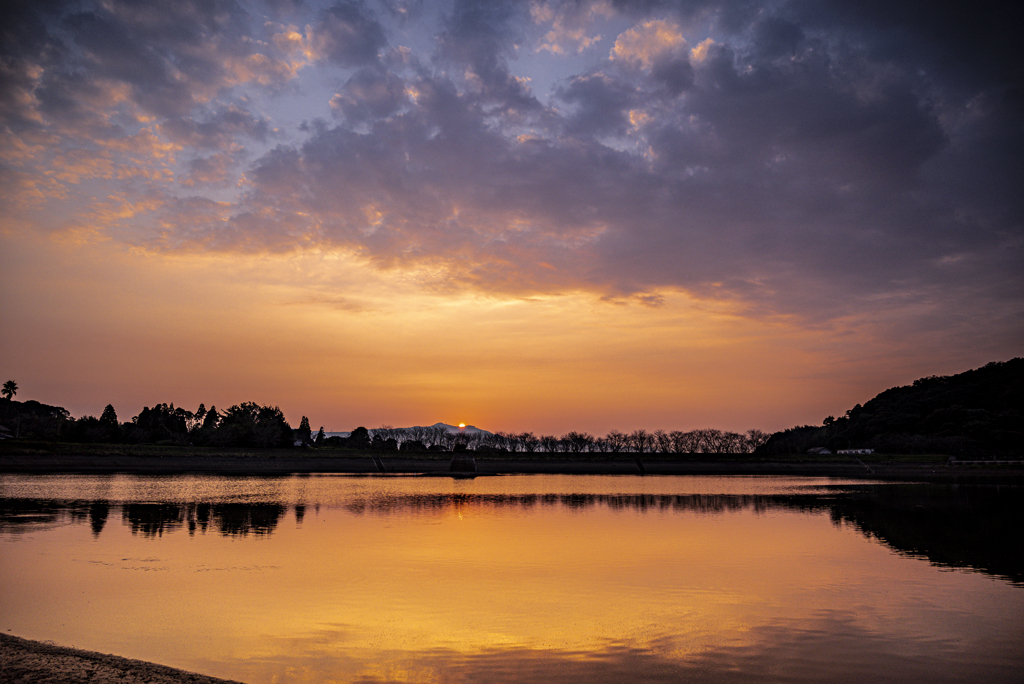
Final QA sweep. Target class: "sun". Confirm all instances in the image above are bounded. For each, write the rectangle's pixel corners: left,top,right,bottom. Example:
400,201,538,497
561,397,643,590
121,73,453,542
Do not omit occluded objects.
458,423,466,428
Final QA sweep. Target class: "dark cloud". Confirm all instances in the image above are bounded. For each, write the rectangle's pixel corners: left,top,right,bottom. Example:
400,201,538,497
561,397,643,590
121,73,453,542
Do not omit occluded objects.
218,0,1020,329
751,16,804,59
62,10,196,117
650,56,694,95
436,0,542,113
330,68,409,122
1,0,263,132
180,152,239,186
264,0,306,19
161,106,272,148
379,0,427,23
308,1,388,67
557,73,637,137
790,0,1024,90
3,0,1020,338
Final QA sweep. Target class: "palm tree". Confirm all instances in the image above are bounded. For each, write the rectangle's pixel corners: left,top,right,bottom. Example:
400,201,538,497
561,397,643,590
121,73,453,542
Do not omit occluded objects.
1,380,16,401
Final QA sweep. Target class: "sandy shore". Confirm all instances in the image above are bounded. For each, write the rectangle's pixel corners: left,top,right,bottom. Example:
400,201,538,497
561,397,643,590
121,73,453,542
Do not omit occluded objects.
0,633,244,684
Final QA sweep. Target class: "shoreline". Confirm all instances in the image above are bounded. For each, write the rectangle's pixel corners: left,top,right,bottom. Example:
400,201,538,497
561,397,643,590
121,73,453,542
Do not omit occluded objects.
0,633,244,684
2,452,1022,482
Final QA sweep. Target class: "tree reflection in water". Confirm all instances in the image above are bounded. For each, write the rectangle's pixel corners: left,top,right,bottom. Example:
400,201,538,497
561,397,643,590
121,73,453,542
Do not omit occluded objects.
1,485,1021,583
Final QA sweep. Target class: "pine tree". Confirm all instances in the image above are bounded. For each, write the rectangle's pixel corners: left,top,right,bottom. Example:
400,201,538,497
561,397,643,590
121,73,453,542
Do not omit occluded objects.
298,416,312,445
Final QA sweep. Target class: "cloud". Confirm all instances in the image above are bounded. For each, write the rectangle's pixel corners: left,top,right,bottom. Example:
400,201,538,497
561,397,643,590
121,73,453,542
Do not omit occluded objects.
607,19,693,95
533,0,612,55
304,1,388,67
436,0,542,113
179,152,242,187
329,68,409,122
2,0,1020,346
557,72,637,136
159,106,273,149
609,19,687,69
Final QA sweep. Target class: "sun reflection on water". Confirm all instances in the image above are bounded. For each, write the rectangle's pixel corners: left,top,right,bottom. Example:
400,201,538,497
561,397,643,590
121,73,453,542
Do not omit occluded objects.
0,474,1022,683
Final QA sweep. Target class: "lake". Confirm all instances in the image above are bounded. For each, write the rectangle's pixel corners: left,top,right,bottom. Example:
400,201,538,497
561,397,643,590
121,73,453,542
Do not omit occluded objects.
1,473,1022,683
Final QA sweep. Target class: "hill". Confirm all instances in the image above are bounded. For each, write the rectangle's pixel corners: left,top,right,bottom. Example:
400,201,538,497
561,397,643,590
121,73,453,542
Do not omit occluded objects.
758,359,1024,456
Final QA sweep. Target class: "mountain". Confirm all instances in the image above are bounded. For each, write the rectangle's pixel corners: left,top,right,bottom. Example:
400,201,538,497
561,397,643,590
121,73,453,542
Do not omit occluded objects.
323,423,493,439
758,359,1024,456
419,422,492,436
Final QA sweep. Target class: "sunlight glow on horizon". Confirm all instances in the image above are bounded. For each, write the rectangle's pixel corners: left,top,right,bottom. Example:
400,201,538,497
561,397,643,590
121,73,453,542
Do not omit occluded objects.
1,229,980,436
1,0,1019,436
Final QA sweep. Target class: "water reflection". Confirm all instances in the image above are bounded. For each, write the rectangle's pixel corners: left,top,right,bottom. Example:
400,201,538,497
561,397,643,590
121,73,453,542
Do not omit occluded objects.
240,612,1019,684
1,475,1022,684
0,499,111,538
1,484,1021,584
118,502,287,538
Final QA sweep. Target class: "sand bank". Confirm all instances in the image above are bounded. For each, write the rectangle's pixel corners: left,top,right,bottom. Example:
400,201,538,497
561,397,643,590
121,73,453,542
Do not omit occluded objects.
0,633,244,684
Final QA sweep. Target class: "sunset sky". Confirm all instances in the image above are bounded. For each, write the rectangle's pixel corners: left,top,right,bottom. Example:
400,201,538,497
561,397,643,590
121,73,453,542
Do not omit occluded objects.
1,0,1020,435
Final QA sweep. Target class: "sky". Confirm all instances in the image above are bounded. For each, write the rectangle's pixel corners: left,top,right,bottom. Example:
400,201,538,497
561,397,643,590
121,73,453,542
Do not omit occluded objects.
1,0,1021,436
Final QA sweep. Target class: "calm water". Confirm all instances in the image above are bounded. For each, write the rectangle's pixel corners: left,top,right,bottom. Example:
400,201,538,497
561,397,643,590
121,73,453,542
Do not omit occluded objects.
1,474,1022,683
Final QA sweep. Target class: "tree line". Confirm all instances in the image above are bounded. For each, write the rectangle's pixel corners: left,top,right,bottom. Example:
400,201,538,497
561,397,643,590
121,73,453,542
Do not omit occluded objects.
757,358,1023,456
5,358,1019,456
358,423,770,450
0,397,293,448
0,386,770,453
325,425,771,454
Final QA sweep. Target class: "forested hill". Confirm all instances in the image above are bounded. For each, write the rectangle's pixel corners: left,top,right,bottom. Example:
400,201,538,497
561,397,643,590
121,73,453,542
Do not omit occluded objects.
759,359,1024,456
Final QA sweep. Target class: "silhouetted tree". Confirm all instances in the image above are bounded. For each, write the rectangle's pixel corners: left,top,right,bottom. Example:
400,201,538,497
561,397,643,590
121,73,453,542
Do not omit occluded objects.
218,402,292,448
185,404,207,434
628,429,653,453
297,416,312,445
539,434,560,453
99,404,122,443
520,432,539,453
1,380,16,401
758,359,1023,456
348,426,372,449
604,430,627,453
126,403,189,444
745,429,770,452
100,404,117,426
563,431,595,453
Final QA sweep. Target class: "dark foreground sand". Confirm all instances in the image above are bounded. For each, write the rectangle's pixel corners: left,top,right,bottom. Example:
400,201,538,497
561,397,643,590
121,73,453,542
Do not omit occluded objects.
0,633,245,684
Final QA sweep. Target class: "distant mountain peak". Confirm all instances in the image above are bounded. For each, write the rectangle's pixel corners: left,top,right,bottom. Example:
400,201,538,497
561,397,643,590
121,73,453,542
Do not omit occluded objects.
424,422,492,435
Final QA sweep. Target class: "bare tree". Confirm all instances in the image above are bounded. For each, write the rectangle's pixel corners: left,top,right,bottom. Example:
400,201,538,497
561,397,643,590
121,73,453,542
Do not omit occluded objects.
604,430,628,453
539,435,560,453
745,429,770,453
407,426,427,445
722,431,745,453
491,431,511,451
628,429,653,453
426,425,448,448
563,431,595,453
438,427,456,451
668,430,690,453
372,425,396,442
520,432,539,453
500,432,521,452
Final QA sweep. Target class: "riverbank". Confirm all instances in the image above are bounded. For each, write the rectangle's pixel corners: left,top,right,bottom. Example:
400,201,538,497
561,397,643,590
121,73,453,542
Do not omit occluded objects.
1,447,1022,482
0,633,244,684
